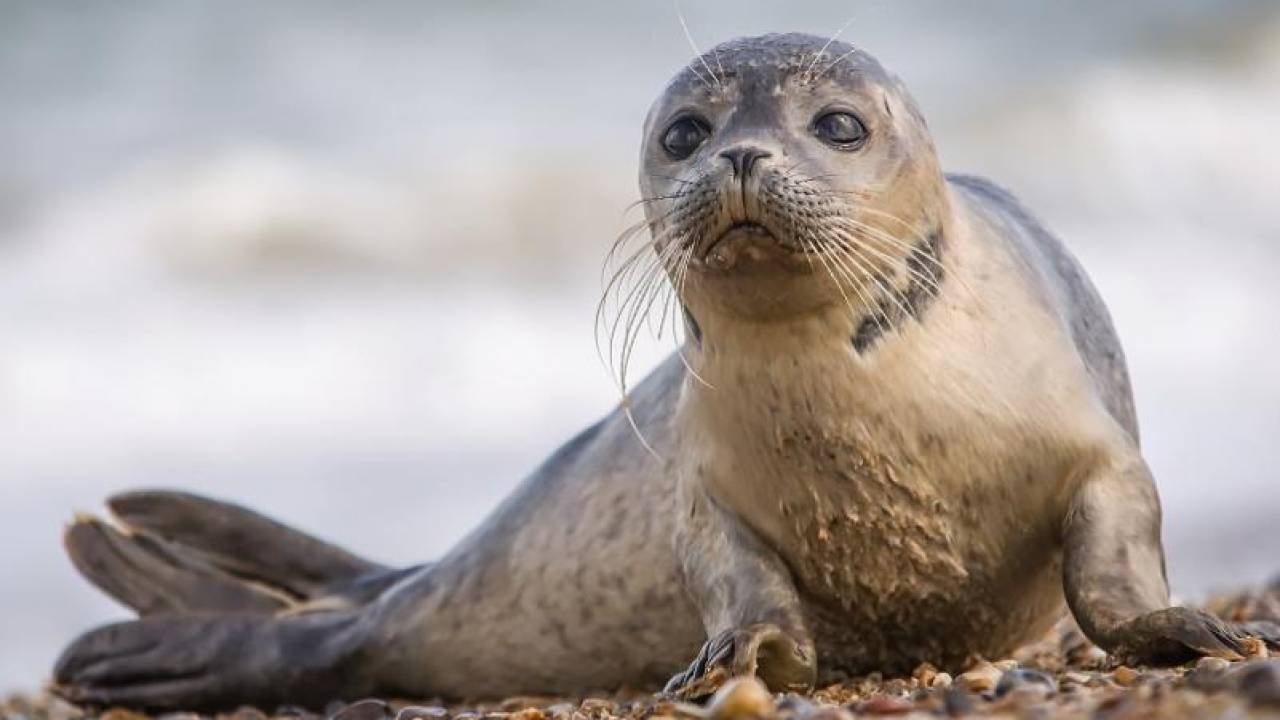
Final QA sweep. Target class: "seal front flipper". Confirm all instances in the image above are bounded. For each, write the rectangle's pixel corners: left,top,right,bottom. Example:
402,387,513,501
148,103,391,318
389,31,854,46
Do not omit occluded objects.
1062,452,1264,664
53,610,378,711
665,487,815,698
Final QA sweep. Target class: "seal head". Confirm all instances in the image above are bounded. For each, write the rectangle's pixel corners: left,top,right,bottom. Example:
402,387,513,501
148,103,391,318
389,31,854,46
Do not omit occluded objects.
639,34,947,324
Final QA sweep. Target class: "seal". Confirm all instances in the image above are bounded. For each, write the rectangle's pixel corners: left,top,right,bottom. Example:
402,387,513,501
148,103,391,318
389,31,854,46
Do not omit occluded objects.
53,33,1278,711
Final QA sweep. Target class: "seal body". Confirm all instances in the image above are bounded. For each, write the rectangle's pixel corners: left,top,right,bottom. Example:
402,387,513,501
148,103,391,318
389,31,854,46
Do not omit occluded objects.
53,34,1276,710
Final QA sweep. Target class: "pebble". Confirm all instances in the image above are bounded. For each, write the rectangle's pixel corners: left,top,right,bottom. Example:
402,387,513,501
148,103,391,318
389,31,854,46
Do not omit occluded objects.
929,672,953,689
330,700,392,720
853,697,910,715
941,688,974,717
1111,666,1139,686
772,695,814,717
955,661,1002,694
795,708,850,720
1196,656,1231,673
994,668,1056,698
507,710,544,720
395,707,450,720
100,710,149,720
910,663,937,688
1059,671,1092,686
706,677,774,720
1242,636,1270,660
578,699,612,714
1235,660,1280,708
1184,655,1232,691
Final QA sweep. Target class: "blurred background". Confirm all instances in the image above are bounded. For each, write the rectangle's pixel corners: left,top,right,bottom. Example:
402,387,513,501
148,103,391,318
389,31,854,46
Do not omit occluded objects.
2,0,1278,691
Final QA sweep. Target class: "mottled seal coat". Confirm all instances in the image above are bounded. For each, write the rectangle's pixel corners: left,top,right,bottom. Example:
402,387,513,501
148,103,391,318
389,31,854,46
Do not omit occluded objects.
54,33,1278,711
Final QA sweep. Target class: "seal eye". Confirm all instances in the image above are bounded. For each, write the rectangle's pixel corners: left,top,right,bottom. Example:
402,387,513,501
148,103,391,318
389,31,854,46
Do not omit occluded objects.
813,111,867,149
662,117,711,160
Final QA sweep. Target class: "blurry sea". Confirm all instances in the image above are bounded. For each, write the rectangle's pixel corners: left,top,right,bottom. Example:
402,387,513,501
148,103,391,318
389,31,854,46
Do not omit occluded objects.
2,1,1278,691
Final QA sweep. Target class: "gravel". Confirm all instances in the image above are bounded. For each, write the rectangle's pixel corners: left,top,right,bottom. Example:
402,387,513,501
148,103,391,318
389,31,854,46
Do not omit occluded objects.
5,583,1278,720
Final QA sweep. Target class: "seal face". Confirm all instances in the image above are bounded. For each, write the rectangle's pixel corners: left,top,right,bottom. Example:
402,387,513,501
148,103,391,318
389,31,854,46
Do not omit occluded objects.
51,33,1279,712
636,35,947,335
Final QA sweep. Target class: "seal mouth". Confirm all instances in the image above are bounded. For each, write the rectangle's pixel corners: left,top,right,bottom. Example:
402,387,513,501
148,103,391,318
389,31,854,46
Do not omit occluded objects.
700,221,801,270
703,221,776,254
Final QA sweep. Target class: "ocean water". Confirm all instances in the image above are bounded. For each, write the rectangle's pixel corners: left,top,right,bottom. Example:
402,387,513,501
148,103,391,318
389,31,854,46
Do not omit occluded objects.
2,1,1278,692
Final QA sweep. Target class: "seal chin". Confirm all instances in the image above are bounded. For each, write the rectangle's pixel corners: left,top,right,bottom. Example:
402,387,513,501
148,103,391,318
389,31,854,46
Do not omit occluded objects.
701,222,800,271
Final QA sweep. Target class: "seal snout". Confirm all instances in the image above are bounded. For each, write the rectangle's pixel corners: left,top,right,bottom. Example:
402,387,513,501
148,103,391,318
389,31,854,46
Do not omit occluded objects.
719,146,772,179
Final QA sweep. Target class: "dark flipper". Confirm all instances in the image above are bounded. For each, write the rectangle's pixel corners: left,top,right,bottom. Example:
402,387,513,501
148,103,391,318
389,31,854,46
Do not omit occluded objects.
108,490,385,597
1063,455,1260,665
1108,607,1249,665
666,486,816,698
64,517,290,615
53,611,376,712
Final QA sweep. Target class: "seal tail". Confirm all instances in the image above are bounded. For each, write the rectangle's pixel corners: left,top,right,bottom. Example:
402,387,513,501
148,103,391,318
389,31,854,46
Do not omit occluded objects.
65,489,387,615
64,517,291,615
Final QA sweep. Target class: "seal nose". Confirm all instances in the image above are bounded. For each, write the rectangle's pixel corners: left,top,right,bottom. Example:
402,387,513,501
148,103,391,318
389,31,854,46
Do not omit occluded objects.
719,146,772,178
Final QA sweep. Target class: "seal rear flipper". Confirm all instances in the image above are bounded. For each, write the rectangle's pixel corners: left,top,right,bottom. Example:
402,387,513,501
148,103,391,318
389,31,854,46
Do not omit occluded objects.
64,516,291,615
53,610,377,711
108,489,385,597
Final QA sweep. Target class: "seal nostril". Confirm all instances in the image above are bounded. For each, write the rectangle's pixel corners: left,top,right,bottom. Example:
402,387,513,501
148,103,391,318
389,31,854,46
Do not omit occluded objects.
719,146,772,178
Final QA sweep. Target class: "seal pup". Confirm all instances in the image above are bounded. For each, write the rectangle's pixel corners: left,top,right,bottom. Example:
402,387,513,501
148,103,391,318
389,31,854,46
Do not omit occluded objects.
54,33,1278,710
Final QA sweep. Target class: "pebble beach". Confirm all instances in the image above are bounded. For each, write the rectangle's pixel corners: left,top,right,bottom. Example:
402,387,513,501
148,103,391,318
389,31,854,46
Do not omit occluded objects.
5,580,1277,720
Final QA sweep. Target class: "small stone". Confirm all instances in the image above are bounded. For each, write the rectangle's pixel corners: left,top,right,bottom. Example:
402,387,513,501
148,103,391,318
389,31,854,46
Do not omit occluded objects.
101,710,150,720
276,706,318,719
1112,665,1140,686
856,696,911,715
992,660,1018,672
956,661,1001,693
1235,661,1280,708
706,677,774,720
330,699,391,720
1243,636,1270,660
930,672,953,689
229,707,269,720
396,707,450,720
1059,671,1092,686
941,688,974,717
1197,656,1231,673
579,699,612,714
994,668,1056,698
544,705,576,719
910,662,937,688
773,695,814,717
797,708,851,720
508,710,544,720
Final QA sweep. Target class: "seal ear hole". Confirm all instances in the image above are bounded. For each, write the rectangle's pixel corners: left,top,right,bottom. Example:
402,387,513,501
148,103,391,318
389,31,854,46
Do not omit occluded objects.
882,96,893,118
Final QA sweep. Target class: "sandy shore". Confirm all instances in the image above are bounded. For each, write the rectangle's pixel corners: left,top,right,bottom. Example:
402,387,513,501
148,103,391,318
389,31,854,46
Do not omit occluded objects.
5,582,1278,720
